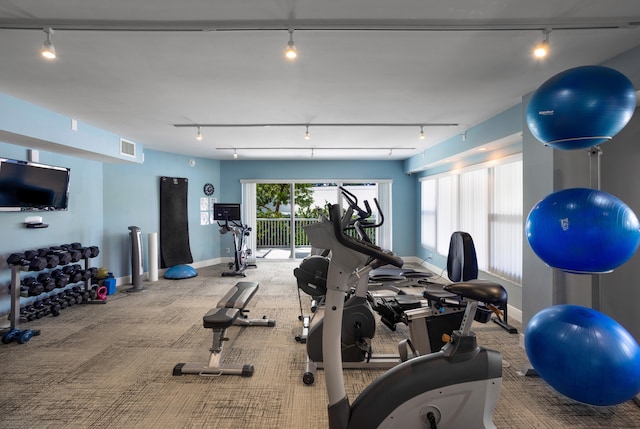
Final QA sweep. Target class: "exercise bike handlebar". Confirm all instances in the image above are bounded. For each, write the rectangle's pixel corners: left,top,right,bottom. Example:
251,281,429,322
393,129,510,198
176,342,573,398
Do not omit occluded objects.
329,204,403,268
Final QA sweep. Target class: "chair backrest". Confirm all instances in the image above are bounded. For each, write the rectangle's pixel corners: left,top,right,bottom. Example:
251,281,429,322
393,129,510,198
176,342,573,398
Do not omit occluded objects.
446,231,479,282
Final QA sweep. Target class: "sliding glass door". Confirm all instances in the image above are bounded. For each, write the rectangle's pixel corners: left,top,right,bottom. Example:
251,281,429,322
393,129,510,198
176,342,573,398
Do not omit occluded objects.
243,180,391,260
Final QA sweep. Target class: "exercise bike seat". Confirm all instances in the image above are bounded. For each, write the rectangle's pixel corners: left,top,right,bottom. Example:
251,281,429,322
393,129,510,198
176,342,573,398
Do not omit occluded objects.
203,307,241,329
444,280,507,306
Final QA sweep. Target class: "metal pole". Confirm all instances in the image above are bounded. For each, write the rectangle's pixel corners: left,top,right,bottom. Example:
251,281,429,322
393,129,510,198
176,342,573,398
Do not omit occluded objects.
589,146,602,311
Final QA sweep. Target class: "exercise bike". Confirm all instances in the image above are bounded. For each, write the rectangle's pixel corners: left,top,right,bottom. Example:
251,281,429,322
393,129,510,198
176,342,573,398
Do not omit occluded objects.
304,204,506,428
215,203,256,277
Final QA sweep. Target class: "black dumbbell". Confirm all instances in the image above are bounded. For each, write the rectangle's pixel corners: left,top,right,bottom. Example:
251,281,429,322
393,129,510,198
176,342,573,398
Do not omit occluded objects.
33,300,51,316
36,249,62,268
55,251,72,266
48,295,66,311
7,252,46,271
37,273,56,292
7,252,27,265
51,269,70,289
69,265,83,283
69,286,85,304
62,289,80,303
88,246,100,258
56,292,73,307
21,277,44,297
71,286,89,301
69,249,82,263
77,247,92,259
20,305,37,321
42,297,62,316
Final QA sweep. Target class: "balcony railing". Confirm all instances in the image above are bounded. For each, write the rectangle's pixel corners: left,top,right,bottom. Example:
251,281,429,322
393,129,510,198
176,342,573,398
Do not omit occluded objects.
255,218,319,248
255,217,377,248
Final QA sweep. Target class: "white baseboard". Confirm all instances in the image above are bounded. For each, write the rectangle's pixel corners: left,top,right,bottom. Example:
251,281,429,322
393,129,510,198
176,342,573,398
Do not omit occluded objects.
114,258,224,286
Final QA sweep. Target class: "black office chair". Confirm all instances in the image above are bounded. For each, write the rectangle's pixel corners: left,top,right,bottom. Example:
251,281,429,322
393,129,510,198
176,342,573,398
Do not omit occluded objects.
423,231,518,334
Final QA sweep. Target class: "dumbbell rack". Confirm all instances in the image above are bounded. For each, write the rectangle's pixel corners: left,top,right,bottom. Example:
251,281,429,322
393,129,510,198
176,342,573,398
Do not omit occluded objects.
3,244,104,342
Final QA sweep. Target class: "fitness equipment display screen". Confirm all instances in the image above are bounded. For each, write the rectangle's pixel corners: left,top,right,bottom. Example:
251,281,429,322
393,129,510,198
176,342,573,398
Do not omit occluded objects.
0,158,71,211
213,203,241,221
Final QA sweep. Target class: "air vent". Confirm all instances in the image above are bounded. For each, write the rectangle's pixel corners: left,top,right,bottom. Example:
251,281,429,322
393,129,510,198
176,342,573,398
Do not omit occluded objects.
120,139,136,157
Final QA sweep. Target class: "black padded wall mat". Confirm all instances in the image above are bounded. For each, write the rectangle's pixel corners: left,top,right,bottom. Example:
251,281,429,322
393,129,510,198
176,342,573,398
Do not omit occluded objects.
160,176,193,268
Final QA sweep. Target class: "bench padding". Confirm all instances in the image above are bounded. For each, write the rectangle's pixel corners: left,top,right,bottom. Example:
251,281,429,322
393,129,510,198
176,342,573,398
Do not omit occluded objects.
203,307,240,329
217,281,259,309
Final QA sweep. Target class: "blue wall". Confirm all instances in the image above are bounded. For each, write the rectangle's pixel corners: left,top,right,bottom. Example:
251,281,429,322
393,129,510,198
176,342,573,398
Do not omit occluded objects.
103,150,221,278
220,160,417,257
0,141,104,314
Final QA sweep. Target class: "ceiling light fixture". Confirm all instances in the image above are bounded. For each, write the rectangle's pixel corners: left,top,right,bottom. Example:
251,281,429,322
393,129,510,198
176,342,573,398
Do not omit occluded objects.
388,149,393,156
461,131,467,142
304,125,310,140
233,149,238,159
419,126,425,140
196,126,203,141
41,27,56,59
311,148,314,158
285,29,297,60
533,28,551,58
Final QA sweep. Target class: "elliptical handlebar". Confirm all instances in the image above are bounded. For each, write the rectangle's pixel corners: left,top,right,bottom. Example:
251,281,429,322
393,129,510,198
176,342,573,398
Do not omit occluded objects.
328,204,403,268
339,186,384,231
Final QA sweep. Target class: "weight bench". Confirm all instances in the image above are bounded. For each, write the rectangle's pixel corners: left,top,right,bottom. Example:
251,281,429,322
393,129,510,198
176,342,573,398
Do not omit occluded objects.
173,307,254,377
217,281,276,327
172,281,275,378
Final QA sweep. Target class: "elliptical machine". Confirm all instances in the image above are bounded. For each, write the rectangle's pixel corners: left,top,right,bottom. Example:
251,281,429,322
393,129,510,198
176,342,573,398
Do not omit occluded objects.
304,204,506,428
214,203,255,277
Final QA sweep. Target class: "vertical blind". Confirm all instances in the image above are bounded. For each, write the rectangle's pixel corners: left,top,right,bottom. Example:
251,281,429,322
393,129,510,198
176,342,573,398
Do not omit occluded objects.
420,156,523,284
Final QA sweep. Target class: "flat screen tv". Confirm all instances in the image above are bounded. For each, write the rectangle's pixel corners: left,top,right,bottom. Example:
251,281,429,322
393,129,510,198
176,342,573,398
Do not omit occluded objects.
0,157,71,211
213,203,241,221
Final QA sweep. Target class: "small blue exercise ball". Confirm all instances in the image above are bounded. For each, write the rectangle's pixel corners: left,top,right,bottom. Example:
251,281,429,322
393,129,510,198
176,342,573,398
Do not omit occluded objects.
525,305,640,406
526,65,636,150
164,264,198,279
526,188,640,273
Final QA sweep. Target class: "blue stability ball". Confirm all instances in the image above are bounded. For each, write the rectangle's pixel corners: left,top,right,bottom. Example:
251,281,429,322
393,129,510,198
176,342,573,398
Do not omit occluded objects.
526,188,640,273
164,264,198,279
525,305,640,406
526,65,636,150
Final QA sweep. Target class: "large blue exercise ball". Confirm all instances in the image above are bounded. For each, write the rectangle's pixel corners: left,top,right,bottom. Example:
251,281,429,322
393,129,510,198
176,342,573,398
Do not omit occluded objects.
525,305,640,406
526,188,640,273
526,65,636,150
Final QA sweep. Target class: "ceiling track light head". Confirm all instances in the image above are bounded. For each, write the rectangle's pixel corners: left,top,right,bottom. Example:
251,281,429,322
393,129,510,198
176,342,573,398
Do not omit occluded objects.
533,28,552,59
419,126,425,140
233,149,238,159
41,27,56,59
285,28,297,59
304,125,310,140
196,126,203,141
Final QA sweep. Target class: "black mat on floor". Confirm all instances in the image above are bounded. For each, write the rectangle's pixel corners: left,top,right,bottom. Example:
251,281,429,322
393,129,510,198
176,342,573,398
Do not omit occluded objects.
159,176,193,268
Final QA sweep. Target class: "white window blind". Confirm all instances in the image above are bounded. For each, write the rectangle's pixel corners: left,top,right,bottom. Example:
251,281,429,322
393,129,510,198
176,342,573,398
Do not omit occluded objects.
420,155,523,285
421,179,437,249
436,175,457,256
490,160,523,283
459,169,489,270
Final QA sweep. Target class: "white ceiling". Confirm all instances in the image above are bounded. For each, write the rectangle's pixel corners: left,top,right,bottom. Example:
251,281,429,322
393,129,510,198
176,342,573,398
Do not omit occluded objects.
1,0,639,161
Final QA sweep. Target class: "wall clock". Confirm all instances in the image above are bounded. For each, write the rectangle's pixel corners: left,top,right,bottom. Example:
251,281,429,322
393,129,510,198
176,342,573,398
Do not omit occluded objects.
203,183,215,196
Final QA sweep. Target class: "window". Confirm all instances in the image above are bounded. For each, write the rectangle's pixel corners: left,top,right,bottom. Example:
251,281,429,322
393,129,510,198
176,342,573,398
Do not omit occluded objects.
420,180,436,249
436,175,457,256
420,156,522,284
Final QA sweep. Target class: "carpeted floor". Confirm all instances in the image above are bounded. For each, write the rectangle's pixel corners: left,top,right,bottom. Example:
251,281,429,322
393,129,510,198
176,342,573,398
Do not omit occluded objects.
1,260,639,428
